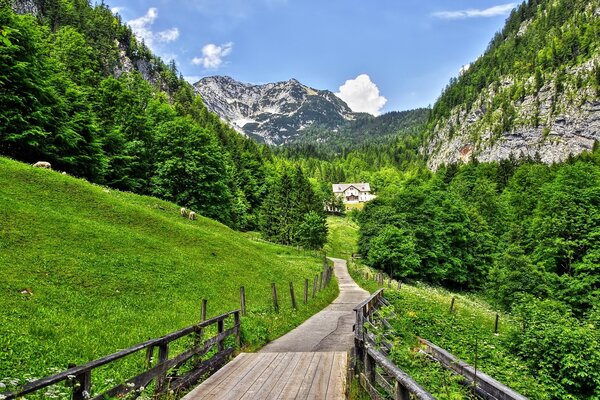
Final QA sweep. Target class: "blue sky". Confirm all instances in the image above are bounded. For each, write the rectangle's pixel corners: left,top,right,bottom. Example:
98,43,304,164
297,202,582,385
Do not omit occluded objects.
108,0,518,115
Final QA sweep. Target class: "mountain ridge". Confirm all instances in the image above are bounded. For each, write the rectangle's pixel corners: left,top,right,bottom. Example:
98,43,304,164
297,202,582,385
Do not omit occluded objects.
194,75,364,145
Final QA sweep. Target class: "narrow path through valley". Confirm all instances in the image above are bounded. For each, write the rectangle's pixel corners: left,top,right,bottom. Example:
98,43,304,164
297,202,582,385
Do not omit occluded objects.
182,258,369,399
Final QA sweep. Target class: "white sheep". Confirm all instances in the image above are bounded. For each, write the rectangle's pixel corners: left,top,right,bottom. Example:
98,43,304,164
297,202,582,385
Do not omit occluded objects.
189,211,196,221
180,207,188,218
32,161,51,169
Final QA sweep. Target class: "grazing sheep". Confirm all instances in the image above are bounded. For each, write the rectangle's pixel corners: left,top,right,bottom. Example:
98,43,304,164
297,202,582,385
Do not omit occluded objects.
180,207,188,218
189,211,196,221
32,161,51,169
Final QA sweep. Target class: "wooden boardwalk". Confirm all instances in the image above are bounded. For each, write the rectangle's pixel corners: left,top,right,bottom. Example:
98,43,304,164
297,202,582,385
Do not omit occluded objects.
182,352,347,400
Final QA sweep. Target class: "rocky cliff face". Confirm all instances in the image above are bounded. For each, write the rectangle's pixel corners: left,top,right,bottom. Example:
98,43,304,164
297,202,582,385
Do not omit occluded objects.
425,56,600,170
194,76,359,145
424,0,600,170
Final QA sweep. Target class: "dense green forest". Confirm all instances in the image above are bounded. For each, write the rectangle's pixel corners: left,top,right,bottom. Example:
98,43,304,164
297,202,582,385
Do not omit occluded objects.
0,1,327,245
283,108,429,156
357,151,600,397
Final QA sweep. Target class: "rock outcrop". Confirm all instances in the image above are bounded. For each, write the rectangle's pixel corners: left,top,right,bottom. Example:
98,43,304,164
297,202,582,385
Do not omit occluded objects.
425,56,600,170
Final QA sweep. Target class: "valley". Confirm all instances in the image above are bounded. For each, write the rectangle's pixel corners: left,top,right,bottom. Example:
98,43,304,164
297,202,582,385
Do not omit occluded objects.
1,0,600,398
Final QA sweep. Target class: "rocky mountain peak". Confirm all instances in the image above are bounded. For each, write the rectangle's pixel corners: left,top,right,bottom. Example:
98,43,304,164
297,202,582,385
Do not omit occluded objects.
194,76,357,145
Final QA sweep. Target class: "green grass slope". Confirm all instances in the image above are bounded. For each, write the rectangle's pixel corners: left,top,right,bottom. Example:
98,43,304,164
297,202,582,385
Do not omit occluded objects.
0,157,337,386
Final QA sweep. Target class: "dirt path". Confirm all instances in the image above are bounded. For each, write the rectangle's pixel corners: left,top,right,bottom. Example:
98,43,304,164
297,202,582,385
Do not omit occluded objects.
259,257,369,352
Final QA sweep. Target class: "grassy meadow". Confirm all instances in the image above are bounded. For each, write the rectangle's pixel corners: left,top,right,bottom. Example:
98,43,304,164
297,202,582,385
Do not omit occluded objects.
0,157,338,395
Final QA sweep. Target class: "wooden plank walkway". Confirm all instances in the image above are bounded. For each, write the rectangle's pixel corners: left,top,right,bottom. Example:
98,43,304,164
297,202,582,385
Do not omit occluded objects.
182,352,347,400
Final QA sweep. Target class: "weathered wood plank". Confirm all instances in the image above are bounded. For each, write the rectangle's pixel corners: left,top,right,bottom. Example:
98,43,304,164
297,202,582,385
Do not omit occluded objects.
305,351,334,399
291,352,322,399
239,352,297,400
275,352,316,399
219,353,279,400
183,353,255,399
236,353,288,400
418,338,528,400
263,352,305,399
325,352,347,400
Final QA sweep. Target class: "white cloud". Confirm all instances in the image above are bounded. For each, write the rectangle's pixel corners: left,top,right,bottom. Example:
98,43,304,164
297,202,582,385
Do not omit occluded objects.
157,28,180,43
433,3,516,19
110,6,125,15
192,42,233,69
335,74,387,116
127,8,180,50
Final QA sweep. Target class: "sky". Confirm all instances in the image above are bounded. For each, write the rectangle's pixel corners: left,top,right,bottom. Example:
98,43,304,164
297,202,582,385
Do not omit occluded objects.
107,0,518,115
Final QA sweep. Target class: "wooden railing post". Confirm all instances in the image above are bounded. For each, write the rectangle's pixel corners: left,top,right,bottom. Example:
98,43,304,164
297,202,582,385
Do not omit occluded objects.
240,286,246,316
365,351,376,386
217,319,225,352
395,381,410,400
271,283,279,312
312,275,318,298
494,313,499,334
289,282,297,310
234,311,241,348
155,343,169,392
70,367,91,400
145,346,154,368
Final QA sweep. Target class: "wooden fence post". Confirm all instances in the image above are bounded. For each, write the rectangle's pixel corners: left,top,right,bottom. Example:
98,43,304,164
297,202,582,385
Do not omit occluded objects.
319,272,324,291
271,283,279,312
494,313,499,334
397,281,401,290
145,346,154,368
240,286,246,316
312,275,318,298
303,279,308,305
201,299,207,322
388,278,391,288
450,297,455,313
289,282,297,310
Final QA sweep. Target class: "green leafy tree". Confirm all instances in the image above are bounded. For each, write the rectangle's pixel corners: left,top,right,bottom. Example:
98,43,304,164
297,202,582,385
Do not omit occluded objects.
151,117,232,224
366,225,419,279
297,211,328,250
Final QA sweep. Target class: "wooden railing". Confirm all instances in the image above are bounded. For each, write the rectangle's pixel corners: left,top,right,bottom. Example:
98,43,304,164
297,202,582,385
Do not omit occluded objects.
1,310,240,400
353,289,435,400
353,288,528,400
418,338,528,400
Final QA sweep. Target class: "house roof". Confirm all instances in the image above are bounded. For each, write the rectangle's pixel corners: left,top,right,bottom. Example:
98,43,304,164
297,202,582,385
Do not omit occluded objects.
332,183,371,193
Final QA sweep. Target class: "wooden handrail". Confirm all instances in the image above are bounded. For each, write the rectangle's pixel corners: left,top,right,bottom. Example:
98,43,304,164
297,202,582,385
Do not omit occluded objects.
354,289,434,400
418,338,528,400
2,310,241,400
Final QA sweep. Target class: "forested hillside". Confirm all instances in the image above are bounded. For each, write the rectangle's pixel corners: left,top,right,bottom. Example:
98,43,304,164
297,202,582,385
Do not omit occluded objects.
285,108,429,154
0,1,329,243
425,0,600,168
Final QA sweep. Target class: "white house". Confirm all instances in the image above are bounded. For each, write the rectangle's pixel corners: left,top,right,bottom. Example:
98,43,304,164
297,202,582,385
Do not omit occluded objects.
332,183,376,204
